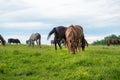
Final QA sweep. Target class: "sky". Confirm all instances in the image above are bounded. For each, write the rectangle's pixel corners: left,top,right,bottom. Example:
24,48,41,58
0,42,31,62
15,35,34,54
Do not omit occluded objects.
0,0,120,45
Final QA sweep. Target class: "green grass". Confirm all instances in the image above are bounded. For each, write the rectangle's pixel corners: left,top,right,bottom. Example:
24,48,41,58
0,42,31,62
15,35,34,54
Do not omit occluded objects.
0,45,120,80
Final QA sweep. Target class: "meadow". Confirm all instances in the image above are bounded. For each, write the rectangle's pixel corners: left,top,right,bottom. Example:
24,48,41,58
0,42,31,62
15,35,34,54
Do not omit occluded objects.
0,44,120,80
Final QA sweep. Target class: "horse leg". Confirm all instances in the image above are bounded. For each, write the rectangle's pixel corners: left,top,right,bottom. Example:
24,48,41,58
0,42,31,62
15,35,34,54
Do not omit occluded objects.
36,40,39,47
37,39,41,48
39,38,41,48
36,40,38,47
54,38,57,50
66,41,70,53
29,40,32,46
77,42,81,53
57,40,62,49
32,40,34,47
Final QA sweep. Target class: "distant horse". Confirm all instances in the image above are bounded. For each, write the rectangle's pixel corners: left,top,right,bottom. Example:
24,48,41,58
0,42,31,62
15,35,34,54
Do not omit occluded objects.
0,34,6,46
51,40,54,45
8,38,21,44
26,33,41,47
47,26,67,50
65,25,85,54
106,39,120,46
51,39,66,47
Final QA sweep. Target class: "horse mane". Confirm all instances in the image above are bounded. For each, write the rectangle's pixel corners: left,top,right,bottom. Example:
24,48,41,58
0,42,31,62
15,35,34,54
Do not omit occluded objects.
66,25,78,42
75,25,83,31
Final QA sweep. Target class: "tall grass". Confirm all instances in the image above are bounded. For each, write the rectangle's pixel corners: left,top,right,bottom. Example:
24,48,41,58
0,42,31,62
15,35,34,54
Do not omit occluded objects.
0,45,120,80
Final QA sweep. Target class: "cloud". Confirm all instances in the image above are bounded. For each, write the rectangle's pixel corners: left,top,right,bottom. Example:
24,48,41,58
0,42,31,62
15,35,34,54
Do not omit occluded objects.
85,35,105,44
0,0,28,12
0,22,52,30
0,0,119,28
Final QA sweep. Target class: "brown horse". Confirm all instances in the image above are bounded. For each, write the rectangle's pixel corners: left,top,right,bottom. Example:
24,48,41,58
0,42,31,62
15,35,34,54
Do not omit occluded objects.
0,34,6,46
106,39,120,46
65,25,85,54
47,26,67,50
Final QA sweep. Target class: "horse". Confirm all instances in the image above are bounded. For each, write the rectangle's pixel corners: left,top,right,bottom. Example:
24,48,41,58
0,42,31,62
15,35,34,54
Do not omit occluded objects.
26,33,41,47
47,26,67,50
8,38,21,44
65,25,85,54
0,34,6,46
51,39,66,47
51,40,54,45
106,39,120,46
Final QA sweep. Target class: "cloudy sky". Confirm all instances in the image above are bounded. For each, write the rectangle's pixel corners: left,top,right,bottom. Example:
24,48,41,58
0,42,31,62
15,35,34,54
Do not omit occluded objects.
0,0,120,44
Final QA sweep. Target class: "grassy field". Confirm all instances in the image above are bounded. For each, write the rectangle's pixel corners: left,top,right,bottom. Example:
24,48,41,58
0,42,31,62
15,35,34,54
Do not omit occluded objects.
0,44,120,80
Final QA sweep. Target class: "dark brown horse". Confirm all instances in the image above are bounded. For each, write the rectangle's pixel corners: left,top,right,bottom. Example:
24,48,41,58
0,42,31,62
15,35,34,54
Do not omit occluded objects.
0,34,6,46
106,39,120,46
8,38,21,44
65,25,85,54
47,26,67,50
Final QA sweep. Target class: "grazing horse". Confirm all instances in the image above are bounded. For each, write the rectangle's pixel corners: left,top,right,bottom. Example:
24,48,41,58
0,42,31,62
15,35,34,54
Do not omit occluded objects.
51,39,66,47
0,34,6,46
65,25,85,54
51,40,54,45
106,39,120,46
26,33,41,47
8,38,21,44
47,26,67,50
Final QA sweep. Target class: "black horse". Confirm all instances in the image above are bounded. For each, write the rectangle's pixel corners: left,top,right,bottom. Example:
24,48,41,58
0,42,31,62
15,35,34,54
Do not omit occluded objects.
0,34,6,46
47,26,67,50
8,38,21,44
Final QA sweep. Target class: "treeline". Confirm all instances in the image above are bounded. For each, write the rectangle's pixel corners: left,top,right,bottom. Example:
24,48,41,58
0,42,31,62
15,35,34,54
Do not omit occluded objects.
92,34,120,45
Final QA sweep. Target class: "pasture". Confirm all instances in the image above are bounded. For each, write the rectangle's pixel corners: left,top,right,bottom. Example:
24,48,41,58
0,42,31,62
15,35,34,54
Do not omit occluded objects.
0,45,120,80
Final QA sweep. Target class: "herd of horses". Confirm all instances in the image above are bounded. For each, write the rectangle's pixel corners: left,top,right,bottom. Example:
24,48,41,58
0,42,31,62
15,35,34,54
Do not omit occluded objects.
0,33,41,47
0,25,120,54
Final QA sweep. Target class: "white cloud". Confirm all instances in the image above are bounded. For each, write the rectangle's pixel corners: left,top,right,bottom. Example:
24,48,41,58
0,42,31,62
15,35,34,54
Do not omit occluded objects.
85,35,104,44
0,22,51,29
0,0,119,28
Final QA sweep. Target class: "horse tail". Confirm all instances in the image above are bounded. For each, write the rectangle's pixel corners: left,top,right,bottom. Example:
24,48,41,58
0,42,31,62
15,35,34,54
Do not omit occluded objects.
81,34,85,51
47,27,56,40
